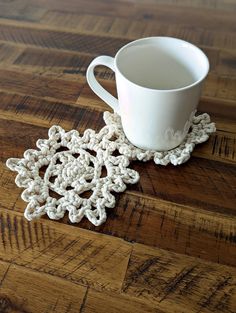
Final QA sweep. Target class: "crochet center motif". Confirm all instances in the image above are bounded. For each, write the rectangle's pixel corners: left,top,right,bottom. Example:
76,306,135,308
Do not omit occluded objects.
6,117,140,226
6,112,215,226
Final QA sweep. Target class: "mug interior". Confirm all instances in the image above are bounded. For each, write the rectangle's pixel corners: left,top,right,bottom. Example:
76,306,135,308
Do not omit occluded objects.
115,37,209,90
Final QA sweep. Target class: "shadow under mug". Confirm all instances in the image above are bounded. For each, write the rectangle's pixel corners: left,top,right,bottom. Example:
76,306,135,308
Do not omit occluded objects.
86,37,209,151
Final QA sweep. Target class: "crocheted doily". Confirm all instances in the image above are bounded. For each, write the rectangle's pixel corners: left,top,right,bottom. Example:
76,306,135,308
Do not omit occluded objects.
104,111,216,165
6,111,215,226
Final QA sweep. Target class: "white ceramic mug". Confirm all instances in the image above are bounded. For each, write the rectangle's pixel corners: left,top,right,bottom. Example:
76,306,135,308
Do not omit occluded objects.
86,37,209,150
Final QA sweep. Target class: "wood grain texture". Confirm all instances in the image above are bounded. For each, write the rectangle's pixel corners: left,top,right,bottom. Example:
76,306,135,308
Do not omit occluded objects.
132,158,236,215
0,260,87,313
1,156,236,267
0,210,132,292
0,0,236,312
0,22,129,55
1,42,236,106
3,42,236,82
0,210,235,313
0,69,84,103
82,288,164,313
123,243,236,313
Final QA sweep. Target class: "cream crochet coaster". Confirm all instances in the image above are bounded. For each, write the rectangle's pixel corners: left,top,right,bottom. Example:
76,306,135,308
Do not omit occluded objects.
6,112,215,226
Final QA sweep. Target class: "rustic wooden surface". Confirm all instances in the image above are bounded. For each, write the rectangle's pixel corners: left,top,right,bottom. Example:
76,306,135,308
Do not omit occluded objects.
0,0,236,312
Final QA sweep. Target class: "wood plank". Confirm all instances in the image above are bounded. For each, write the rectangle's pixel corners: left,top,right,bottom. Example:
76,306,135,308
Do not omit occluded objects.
2,41,236,82
3,0,233,24
199,97,236,121
131,157,236,215
38,1,236,33
209,117,236,134
0,260,10,283
0,1,46,22
22,0,236,16
39,10,236,52
13,46,94,72
123,0,236,11
0,161,25,210
0,259,161,313
123,243,236,313
0,36,236,105
79,192,236,267
0,23,129,55
1,0,236,33
0,209,132,292
0,46,114,83
1,17,236,54
214,49,236,76
204,74,236,101
0,42,23,64
1,208,235,312
83,288,164,313
0,69,84,103
0,91,105,131
0,212,235,313
193,130,236,164
77,83,114,112
0,260,87,313
10,46,115,80
1,157,236,267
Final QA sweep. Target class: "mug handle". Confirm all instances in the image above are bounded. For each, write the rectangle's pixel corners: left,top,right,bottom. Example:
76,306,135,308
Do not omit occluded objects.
86,56,120,114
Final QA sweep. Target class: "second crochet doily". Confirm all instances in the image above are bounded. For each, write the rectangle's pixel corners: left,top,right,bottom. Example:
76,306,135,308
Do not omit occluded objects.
6,111,215,226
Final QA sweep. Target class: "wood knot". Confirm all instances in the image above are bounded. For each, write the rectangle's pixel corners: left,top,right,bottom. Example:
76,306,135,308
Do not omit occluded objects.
0,293,29,313
0,295,12,312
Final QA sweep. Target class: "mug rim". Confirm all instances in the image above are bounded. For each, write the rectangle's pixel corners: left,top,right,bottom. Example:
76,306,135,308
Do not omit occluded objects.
114,36,209,92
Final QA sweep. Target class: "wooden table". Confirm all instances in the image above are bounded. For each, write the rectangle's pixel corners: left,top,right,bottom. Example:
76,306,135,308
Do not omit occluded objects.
0,0,236,312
